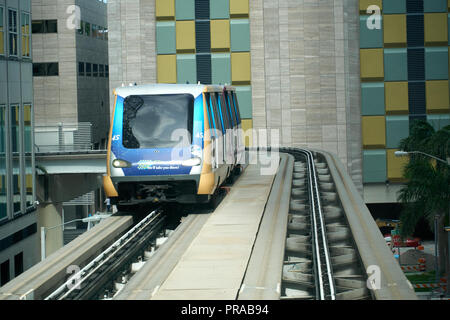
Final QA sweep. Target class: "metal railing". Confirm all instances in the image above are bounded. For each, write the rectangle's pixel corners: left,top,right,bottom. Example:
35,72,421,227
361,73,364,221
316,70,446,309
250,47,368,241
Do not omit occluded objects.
34,123,93,153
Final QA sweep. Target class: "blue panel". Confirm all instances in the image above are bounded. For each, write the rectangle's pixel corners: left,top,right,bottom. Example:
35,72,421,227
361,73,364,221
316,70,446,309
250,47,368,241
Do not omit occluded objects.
176,0,195,20
386,115,410,148
177,54,197,84
408,82,426,115
156,22,176,54
210,0,229,19
360,16,383,48
211,53,231,84
383,0,406,13
407,15,424,47
230,19,251,52
363,150,387,183
235,86,252,119
427,114,450,130
425,47,449,80
384,48,408,81
361,83,385,115
424,0,447,12
408,48,425,80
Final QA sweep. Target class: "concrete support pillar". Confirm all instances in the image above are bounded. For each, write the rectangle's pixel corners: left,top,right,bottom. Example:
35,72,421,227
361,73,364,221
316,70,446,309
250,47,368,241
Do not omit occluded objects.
37,203,64,259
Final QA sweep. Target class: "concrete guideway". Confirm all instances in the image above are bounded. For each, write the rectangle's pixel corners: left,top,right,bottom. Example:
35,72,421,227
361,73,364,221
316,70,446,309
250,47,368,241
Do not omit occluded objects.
0,215,133,300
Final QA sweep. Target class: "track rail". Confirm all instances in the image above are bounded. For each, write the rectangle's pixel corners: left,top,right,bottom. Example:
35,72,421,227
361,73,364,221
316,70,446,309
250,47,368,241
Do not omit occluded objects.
45,208,165,300
302,149,336,300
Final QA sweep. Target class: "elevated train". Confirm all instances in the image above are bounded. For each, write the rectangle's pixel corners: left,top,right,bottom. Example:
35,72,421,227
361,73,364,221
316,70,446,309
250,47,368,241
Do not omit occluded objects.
103,84,244,207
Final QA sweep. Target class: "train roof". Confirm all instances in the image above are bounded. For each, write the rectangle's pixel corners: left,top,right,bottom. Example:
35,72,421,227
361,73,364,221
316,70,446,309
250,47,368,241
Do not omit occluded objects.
114,83,235,98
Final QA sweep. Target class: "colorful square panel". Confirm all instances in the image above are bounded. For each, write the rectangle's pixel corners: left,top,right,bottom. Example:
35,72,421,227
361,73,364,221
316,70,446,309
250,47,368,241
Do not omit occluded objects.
156,22,176,54
211,53,231,84
387,149,408,182
235,86,252,119
231,52,251,84
210,0,230,19
424,13,448,45
156,0,175,20
360,16,383,48
210,20,230,52
177,54,196,84
363,149,387,183
386,115,409,148
175,0,195,20
360,0,383,13
383,14,407,47
230,19,251,52
157,55,177,83
427,114,450,130
383,0,406,14
362,116,386,148
425,47,449,80
361,82,385,115
385,82,409,114
360,49,384,80
176,21,196,53
424,0,447,12
230,0,249,18
384,48,408,81
426,80,450,113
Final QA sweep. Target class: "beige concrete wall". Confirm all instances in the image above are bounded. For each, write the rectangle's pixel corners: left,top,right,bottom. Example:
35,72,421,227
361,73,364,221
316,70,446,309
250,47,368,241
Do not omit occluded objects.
249,0,362,191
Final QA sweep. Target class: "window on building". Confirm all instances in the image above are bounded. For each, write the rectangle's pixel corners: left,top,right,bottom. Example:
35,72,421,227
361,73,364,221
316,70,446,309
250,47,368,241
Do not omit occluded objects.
86,63,92,76
0,7,4,55
21,12,30,57
85,22,91,36
103,27,108,40
14,252,23,277
24,104,33,208
92,24,98,38
8,9,18,56
78,62,85,76
99,64,104,77
93,64,98,77
31,19,57,33
0,106,6,221
0,260,9,286
33,63,59,76
105,65,109,78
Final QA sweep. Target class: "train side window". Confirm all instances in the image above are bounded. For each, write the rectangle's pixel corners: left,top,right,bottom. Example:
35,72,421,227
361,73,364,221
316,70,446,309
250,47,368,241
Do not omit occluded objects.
210,93,223,134
231,92,241,124
223,92,237,128
227,92,239,125
219,93,232,130
216,93,229,131
205,93,216,135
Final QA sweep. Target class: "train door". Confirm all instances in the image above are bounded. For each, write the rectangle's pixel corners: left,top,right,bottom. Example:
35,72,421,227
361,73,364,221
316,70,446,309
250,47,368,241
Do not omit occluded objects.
227,90,243,161
210,93,225,167
217,92,234,167
205,92,220,170
222,91,237,166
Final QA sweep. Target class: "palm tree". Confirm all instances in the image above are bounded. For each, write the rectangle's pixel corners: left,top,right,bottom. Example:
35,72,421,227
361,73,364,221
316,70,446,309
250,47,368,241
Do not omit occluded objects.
397,121,450,280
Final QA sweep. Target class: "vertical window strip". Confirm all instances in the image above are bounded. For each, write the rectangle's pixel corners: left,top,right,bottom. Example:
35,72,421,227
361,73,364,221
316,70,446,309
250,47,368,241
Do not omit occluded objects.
21,12,30,58
8,9,18,56
0,7,4,55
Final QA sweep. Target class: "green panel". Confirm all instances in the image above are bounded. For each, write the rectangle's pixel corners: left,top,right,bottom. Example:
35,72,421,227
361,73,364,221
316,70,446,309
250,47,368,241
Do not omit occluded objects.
177,54,197,84
175,0,195,20
230,19,250,52
427,114,450,130
424,0,447,12
361,83,385,115
386,115,409,149
235,86,252,119
425,47,449,80
383,0,406,14
156,22,176,54
360,16,383,49
210,0,229,19
363,150,387,183
211,53,231,84
384,48,408,81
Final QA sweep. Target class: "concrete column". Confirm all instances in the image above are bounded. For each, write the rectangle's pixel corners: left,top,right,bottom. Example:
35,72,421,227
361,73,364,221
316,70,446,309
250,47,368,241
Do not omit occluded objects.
37,203,64,259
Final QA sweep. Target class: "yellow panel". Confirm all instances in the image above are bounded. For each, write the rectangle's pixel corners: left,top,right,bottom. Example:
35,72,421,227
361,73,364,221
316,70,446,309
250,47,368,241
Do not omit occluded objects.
210,20,230,52
383,15,407,47
26,174,32,192
156,0,175,20
424,13,448,45
176,21,196,53
231,52,251,85
157,55,177,83
359,0,382,13
230,0,249,18
362,116,386,148
385,82,409,114
387,149,408,182
241,119,253,147
426,80,450,113
360,49,384,80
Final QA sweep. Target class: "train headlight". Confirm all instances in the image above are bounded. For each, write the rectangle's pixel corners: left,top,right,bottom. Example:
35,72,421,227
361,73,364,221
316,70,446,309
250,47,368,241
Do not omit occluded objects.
112,159,132,168
181,157,202,167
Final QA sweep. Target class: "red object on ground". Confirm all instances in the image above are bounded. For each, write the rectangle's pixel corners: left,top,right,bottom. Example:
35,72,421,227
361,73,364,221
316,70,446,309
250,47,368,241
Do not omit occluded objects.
391,236,421,248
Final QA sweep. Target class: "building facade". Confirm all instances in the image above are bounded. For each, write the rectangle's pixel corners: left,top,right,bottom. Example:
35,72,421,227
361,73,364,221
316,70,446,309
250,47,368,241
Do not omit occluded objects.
31,0,110,149
108,0,363,190
359,0,450,203
0,0,38,286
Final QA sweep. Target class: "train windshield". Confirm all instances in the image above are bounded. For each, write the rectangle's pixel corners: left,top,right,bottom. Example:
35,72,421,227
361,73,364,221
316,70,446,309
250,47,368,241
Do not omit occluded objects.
122,94,194,149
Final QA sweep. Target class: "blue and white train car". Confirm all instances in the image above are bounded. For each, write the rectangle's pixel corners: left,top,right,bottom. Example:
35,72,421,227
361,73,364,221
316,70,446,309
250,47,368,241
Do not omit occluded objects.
103,84,243,206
